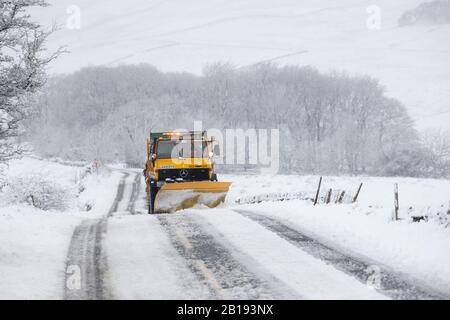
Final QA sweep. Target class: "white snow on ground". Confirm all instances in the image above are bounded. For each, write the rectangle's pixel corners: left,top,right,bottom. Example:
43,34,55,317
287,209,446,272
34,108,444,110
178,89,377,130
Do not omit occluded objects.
2,157,81,205
105,215,210,299
195,209,387,300
0,157,122,299
77,169,124,218
222,174,450,295
32,0,450,129
134,175,148,215
224,174,450,210
0,206,80,299
1,160,449,299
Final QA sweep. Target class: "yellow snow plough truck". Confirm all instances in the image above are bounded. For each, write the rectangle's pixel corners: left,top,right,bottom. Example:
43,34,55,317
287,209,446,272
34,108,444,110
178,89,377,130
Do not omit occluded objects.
144,131,231,214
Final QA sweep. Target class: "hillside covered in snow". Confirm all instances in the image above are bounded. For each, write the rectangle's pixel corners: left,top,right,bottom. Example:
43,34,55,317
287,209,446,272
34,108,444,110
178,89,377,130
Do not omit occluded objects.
31,0,450,130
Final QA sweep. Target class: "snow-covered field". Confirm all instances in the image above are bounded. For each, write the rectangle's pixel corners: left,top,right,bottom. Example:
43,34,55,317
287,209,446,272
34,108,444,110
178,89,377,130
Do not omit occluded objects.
32,0,450,129
224,174,450,216
0,158,122,299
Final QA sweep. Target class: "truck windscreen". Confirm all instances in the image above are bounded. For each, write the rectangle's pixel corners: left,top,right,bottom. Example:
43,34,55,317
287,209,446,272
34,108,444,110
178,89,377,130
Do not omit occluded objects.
157,140,207,159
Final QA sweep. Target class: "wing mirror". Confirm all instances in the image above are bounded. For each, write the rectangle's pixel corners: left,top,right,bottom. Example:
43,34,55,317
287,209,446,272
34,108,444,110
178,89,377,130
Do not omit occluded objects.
151,154,157,165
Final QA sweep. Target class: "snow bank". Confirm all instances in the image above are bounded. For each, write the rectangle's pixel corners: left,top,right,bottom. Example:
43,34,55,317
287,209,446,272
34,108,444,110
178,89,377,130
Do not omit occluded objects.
0,157,122,299
3,173,77,211
76,167,123,218
0,157,122,216
0,206,80,299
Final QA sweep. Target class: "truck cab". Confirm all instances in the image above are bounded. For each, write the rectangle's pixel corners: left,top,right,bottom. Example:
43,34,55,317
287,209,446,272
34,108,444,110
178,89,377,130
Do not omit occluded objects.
144,131,228,214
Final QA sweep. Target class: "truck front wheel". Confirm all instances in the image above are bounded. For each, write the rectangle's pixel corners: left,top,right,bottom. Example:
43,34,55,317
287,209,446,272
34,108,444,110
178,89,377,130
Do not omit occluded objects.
149,180,158,214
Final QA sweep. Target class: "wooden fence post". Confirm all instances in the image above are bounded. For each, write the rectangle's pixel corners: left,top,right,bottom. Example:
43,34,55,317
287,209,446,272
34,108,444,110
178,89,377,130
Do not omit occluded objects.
337,190,346,204
352,183,363,203
314,176,322,206
326,188,332,204
393,183,399,221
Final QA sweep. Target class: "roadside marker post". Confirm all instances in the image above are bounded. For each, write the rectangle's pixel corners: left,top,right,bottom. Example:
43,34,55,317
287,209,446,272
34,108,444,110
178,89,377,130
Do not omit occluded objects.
314,176,322,206
393,183,399,221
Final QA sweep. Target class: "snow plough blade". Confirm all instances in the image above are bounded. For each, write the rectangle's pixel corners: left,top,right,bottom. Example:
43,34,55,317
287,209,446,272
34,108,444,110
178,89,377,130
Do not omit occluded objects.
153,181,232,213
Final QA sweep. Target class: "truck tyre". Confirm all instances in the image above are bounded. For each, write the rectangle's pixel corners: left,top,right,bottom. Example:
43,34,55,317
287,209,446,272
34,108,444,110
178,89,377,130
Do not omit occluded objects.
149,180,158,214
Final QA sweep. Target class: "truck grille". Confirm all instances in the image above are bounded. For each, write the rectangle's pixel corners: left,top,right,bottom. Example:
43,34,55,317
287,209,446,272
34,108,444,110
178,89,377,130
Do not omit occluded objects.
157,168,210,181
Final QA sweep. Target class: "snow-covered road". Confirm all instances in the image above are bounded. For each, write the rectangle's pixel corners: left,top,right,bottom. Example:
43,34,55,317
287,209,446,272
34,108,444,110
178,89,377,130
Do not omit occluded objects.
64,171,141,299
62,169,448,300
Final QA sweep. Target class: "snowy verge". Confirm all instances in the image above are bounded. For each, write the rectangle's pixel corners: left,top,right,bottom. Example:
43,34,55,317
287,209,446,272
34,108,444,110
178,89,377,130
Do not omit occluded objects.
0,157,122,299
0,157,122,217
0,206,80,299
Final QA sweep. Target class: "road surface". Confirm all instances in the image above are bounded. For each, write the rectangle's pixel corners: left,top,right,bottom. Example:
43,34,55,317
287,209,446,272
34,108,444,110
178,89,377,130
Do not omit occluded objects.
63,169,447,300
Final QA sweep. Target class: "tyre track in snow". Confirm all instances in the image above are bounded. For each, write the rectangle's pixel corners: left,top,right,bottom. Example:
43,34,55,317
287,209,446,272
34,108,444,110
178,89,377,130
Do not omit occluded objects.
157,213,295,299
127,173,142,215
64,171,140,300
63,218,110,300
108,172,130,216
235,209,448,300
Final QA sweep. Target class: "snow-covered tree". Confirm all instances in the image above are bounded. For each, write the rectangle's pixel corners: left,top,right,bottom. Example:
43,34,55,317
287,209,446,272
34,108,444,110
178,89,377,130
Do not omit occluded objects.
399,0,450,26
0,0,60,161
422,129,450,178
30,63,434,177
